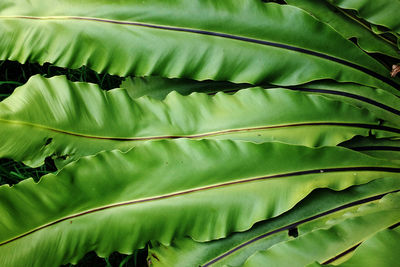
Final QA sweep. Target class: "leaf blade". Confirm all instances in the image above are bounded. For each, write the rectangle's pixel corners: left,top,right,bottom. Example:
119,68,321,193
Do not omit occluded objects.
327,0,400,34
0,1,398,92
243,191,400,267
285,0,400,59
320,227,400,266
148,178,400,267
2,75,396,167
121,76,400,127
1,140,400,266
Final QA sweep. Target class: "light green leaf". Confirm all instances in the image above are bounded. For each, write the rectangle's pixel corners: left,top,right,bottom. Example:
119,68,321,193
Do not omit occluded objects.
285,0,400,59
243,191,400,267
287,81,400,128
122,76,400,127
317,227,400,267
2,75,397,168
327,0,400,35
0,0,398,92
2,139,400,266
148,178,400,267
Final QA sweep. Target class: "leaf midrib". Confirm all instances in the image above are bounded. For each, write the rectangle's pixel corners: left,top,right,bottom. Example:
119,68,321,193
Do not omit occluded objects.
221,86,400,116
330,3,398,47
1,118,400,141
0,15,397,89
322,221,400,265
202,190,399,266
287,87,400,116
1,167,400,247
322,243,361,265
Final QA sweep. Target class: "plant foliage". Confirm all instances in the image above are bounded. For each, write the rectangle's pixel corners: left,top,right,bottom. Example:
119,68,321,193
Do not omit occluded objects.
0,0,399,266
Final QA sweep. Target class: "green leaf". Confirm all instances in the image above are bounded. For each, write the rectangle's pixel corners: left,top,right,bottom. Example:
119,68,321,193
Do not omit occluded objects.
0,81,23,86
243,191,400,267
287,81,400,128
326,0,400,35
0,1,398,93
122,76,400,127
120,76,250,100
2,75,397,168
148,177,400,267
316,227,400,267
2,139,400,266
341,136,400,161
285,0,400,59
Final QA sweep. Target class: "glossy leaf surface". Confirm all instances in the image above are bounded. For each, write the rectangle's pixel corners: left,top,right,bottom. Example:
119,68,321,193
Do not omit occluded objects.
285,0,400,59
319,227,400,267
243,191,400,267
148,178,400,267
327,0,400,34
0,0,398,92
122,76,400,127
2,140,400,266
2,75,396,167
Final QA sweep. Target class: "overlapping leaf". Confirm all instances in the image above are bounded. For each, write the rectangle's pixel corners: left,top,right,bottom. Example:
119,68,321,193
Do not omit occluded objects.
314,227,400,267
326,0,400,35
148,178,400,267
0,0,398,92
3,75,398,167
121,76,250,100
341,136,400,161
285,0,400,59
286,81,400,127
243,191,400,267
0,1,399,266
122,76,400,127
2,139,400,266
